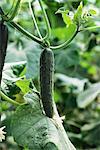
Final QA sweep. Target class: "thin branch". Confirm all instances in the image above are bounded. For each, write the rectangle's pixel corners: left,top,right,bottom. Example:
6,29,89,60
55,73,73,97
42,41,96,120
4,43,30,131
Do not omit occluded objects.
10,21,43,44
50,25,100,50
79,25,100,32
0,90,20,106
0,7,43,45
28,1,43,40
38,0,51,40
6,0,16,16
50,29,78,50
6,0,22,22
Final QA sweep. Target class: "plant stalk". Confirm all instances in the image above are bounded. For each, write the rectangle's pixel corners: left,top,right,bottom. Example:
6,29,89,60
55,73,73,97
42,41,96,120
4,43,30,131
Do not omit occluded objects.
10,22,43,44
0,90,20,106
29,2,43,40
50,29,78,50
6,0,22,22
38,0,51,40
79,25,100,32
0,7,43,45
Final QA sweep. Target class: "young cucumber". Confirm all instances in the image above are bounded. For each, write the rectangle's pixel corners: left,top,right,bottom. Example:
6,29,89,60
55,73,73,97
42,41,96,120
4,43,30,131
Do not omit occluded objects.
0,21,8,84
40,48,54,118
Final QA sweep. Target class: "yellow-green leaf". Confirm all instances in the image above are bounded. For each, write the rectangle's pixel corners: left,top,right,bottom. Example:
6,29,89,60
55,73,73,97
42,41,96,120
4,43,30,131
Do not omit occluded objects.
16,78,31,94
89,9,96,15
62,13,72,26
73,1,83,25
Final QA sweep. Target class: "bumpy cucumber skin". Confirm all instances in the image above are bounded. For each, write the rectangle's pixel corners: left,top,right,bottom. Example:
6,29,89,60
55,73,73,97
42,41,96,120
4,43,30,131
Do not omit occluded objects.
40,48,54,118
0,21,8,84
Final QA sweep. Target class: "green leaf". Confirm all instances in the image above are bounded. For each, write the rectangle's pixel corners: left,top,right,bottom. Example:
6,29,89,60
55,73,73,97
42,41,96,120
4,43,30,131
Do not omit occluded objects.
52,27,70,40
55,7,69,14
1,61,26,96
55,44,80,74
11,92,76,150
2,61,26,81
55,73,88,93
82,121,100,132
82,121,100,145
52,22,77,41
16,78,31,94
65,23,77,42
56,8,72,26
62,13,72,26
77,82,100,108
88,9,96,15
73,2,83,25
25,41,42,79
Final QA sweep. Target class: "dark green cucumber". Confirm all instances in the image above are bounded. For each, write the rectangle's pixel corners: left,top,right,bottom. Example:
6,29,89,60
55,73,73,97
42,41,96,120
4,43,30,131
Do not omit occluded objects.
0,21,8,85
40,48,54,118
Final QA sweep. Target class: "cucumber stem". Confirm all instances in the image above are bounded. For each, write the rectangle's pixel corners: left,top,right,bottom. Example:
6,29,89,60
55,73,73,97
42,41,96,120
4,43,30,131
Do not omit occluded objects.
10,21,43,44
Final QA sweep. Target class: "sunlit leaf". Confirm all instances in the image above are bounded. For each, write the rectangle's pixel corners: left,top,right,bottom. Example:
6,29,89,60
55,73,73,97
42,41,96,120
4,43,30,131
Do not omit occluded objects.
56,8,72,26
62,13,72,26
73,2,83,25
55,7,69,14
52,22,77,40
88,9,96,15
16,78,31,94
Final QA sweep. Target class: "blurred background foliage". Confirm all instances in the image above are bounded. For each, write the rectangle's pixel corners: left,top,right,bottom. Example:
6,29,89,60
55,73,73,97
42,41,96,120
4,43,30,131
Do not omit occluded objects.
0,0,100,149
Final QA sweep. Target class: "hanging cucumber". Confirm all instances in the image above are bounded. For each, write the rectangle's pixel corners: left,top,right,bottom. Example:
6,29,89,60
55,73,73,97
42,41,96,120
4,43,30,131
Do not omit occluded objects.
0,21,8,85
40,48,54,118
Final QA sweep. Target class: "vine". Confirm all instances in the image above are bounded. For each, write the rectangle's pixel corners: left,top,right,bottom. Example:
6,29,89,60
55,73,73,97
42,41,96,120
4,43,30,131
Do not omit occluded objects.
0,0,100,114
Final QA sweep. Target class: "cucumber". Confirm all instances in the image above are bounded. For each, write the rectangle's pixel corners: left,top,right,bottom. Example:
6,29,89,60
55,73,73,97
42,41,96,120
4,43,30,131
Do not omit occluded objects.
40,48,54,118
0,21,8,84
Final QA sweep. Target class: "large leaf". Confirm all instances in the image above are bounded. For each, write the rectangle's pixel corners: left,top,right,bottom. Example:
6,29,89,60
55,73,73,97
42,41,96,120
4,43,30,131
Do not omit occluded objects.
55,44,80,74
77,82,100,108
24,41,42,79
56,8,72,26
1,61,26,99
2,61,26,81
52,27,72,41
55,73,88,93
52,23,77,44
1,61,26,92
11,92,76,150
